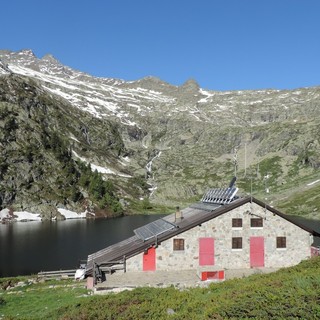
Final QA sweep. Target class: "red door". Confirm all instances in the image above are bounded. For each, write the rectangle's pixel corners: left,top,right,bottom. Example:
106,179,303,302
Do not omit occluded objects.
250,237,264,267
143,247,156,271
199,237,215,266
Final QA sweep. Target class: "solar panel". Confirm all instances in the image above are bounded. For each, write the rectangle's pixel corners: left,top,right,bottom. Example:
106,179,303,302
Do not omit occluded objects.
190,202,221,212
134,219,176,241
201,187,238,205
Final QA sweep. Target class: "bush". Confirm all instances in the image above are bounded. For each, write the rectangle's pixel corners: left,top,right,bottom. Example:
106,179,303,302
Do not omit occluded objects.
0,296,6,305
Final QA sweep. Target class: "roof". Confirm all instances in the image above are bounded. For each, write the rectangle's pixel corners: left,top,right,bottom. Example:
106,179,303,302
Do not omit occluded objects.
134,218,176,241
86,196,320,275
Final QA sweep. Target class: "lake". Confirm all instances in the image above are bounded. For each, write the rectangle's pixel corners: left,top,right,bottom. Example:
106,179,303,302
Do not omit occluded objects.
0,214,319,277
0,214,165,277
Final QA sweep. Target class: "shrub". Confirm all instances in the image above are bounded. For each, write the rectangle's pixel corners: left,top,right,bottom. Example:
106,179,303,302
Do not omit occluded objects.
0,296,6,306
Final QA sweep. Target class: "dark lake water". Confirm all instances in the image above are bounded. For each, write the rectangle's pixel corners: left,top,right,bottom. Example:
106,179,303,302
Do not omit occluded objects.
0,214,165,277
0,214,319,278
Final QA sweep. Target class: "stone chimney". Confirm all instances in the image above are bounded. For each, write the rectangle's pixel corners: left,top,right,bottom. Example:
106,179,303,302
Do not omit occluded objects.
175,206,183,222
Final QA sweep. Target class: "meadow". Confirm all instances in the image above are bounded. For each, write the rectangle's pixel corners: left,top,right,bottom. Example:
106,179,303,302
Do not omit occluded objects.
1,256,320,319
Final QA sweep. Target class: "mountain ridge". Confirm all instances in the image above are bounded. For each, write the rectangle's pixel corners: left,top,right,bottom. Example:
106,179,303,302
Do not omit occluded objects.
0,49,320,220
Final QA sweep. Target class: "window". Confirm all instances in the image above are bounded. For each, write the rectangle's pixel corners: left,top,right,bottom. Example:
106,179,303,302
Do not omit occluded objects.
232,218,242,228
251,218,263,228
276,237,286,248
173,238,185,251
232,237,242,249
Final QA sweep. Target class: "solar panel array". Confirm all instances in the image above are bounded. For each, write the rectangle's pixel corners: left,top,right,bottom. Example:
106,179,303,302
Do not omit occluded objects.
134,219,176,241
201,187,238,205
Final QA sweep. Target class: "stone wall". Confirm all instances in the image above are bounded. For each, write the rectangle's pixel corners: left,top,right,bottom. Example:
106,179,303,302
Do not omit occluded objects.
125,202,312,272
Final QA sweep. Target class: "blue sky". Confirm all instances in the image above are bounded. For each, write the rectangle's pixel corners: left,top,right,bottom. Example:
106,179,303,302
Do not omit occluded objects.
1,1,320,91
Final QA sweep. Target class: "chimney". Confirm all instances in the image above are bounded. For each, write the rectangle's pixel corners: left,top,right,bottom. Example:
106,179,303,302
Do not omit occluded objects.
175,206,183,222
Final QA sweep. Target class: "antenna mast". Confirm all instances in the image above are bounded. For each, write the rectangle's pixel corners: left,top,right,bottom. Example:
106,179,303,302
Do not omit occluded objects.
233,147,238,178
244,142,247,177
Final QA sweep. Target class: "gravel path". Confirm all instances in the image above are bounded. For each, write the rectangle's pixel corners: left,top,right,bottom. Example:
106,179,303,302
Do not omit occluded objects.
93,268,279,294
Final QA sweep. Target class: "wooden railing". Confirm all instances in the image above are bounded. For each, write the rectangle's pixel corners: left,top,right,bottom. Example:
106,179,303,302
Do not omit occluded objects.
92,257,126,284
38,269,77,279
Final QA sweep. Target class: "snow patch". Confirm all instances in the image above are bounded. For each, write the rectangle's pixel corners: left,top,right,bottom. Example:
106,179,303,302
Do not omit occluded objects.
307,179,320,186
8,63,173,126
70,136,80,143
0,207,96,223
199,89,215,102
58,208,87,219
91,163,115,175
14,211,42,221
0,208,41,222
72,151,132,178
121,156,131,162
119,156,131,166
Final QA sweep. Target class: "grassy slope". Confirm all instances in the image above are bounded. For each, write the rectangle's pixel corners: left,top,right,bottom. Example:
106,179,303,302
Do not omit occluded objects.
1,257,320,319
276,183,320,218
0,279,89,320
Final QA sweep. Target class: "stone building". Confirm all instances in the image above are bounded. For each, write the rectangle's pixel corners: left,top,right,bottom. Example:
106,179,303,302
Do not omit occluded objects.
86,187,320,283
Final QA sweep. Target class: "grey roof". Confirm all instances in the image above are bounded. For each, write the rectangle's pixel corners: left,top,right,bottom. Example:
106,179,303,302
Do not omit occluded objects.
86,205,212,274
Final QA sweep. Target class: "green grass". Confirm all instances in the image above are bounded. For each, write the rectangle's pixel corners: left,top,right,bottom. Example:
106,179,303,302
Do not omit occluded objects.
1,257,320,319
128,198,175,215
0,278,89,320
276,183,320,216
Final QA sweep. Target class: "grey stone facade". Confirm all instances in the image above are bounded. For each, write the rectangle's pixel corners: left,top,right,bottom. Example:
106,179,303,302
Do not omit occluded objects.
125,202,312,272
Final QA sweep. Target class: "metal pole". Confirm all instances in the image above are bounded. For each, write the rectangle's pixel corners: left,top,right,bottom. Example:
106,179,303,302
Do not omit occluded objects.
244,142,247,177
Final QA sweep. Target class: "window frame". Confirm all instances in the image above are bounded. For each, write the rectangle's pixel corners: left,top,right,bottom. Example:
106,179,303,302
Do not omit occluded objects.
232,218,243,228
276,236,286,249
173,238,185,251
250,218,263,228
232,237,243,250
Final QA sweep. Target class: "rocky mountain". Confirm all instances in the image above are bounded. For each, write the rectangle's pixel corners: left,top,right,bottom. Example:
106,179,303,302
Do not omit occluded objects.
0,49,320,219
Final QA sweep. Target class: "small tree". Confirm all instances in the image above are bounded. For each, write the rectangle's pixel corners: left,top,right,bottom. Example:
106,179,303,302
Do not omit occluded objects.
142,198,152,210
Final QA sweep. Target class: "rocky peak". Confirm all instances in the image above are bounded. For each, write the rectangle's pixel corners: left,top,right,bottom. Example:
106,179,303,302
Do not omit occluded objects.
179,78,200,93
41,54,62,65
18,49,36,57
38,53,72,77
127,76,174,91
0,49,40,73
